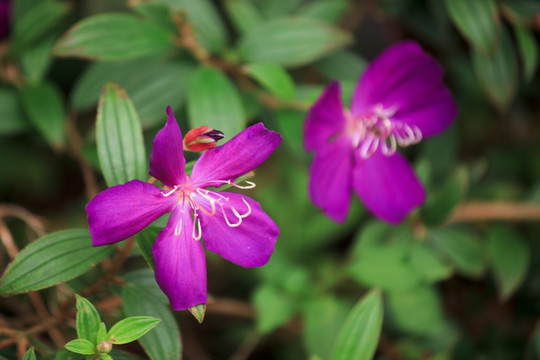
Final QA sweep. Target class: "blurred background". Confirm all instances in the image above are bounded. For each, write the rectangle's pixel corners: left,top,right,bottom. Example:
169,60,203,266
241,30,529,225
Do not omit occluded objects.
0,0,540,359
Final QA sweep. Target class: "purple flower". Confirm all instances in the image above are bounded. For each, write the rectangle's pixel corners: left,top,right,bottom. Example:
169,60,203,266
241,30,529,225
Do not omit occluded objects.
0,0,11,40
304,41,457,224
87,107,282,310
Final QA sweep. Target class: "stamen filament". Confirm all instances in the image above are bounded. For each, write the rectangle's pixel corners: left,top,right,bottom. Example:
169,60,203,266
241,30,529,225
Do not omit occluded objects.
192,213,202,241
161,185,178,197
219,202,242,227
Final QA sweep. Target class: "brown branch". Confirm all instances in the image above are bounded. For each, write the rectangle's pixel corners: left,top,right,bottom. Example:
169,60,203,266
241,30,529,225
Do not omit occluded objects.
447,202,540,224
0,204,46,238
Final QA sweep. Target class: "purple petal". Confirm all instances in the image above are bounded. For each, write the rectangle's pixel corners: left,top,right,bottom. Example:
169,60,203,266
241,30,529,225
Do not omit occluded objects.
309,136,354,223
197,192,279,267
351,41,456,138
190,123,282,187
304,81,347,152
153,205,207,310
149,106,187,187
352,150,426,224
86,180,176,246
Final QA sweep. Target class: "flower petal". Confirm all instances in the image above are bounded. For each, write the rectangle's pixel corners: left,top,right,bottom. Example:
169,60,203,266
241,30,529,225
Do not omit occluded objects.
351,41,456,137
352,150,426,224
190,123,282,187
309,136,353,223
149,106,187,187
197,192,279,267
304,81,347,152
86,180,176,246
153,205,207,310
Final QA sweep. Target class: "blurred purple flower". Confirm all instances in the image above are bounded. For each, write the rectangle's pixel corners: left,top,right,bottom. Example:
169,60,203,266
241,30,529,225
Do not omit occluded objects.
304,41,457,224
0,0,11,39
87,106,281,310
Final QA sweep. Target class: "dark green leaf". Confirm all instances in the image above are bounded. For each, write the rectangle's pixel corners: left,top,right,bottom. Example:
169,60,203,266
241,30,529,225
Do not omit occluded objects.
245,63,296,100
255,0,303,18
472,28,519,111
96,82,147,187
444,0,501,54
20,34,56,84
501,0,540,27
297,0,348,23
107,316,161,345
238,17,351,68
224,0,263,33
53,13,174,60
188,66,245,140
514,25,539,82
65,339,95,355
0,229,112,295
75,295,101,344
20,82,66,148
122,286,181,360
123,268,168,303
315,50,367,83
429,227,485,277
21,347,36,360
135,227,160,271
488,226,529,299
332,289,383,360
253,284,296,334
0,88,29,135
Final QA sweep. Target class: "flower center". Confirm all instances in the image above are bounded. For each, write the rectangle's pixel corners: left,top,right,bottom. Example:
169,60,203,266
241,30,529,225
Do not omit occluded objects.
345,103,422,158
161,178,256,241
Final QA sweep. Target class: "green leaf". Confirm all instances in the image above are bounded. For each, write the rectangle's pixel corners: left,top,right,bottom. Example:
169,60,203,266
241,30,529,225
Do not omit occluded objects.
409,243,453,283
253,284,296,334
122,268,168,303
188,304,206,324
387,286,450,337
12,0,68,53
20,82,66,148
20,34,56,85
188,66,245,140
501,0,540,27
135,227,160,271
275,110,309,159
444,0,501,55
75,295,102,344
514,25,539,82
0,88,29,135
472,28,519,111
122,286,181,360
22,347,36,360
303,297,351,360
332,289,383,360
297,0,348,23
315,50,367,82
245,63,296,100
107,316,161,345
53,13,174,60
429,227,485,278
96,322,107,343
238,17,351,68
224,0,263,33
255,0,303,18
488,226,529,299
96,82,147,187
0,229,112,295
65,339,96,355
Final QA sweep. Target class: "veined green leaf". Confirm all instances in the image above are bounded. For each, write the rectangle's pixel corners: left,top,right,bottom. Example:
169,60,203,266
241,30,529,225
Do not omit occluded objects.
488,226,529,299
238,17,351,68
96,82,147,187
188,66,245,141
332,289,383,360
21,347,36,360
75,295,102,345
514,25,539,82
65,339,95,355
122,286,181,360
107,316,161,345
224,0,263,33
297,0,348,23
444,0,501,55
20,82,66,148
0,229,112,295
53,13,174,60
245,63,296,100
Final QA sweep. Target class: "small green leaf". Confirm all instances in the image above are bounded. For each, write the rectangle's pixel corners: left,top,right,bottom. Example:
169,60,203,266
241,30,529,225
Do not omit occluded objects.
188,304,206,324
53,13,174,60
514,25,539,82
96,82,147,187
253,284,296,334
0,229,113,295
122,285,181,360
65,339,96,355
107,316,161,345
245,63,296,100
20,82,66,148
20,34,56,84
488,226,529,299
188,66,245,140
0,88,29,135
96,322,108,343
297,0,348,23
75,295,102,344
238,17,351,68
332,289,383,360
409,243,453,283
444,0,501,55
429,227,485,278
22,347,36,360
224,0,263,33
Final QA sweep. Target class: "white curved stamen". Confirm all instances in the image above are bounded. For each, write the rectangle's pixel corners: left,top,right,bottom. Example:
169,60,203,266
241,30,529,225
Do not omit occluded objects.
359,134,379,159
195,188,217,216
229,197,252,219
219,201,242,227
209,179,257,190
161,185,178,197
192,213,202,241
381,135,397,156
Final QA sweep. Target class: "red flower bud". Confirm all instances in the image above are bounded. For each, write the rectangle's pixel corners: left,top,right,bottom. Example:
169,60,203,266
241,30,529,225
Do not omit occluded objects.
183,126,225,152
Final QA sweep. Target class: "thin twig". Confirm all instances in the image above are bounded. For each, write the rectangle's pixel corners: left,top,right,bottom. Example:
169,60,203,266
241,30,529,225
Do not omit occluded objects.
0,204,46,237
229,329,262,360
0,221,18,259
448,202,540,224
